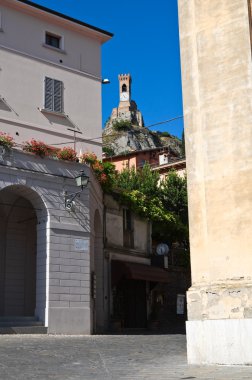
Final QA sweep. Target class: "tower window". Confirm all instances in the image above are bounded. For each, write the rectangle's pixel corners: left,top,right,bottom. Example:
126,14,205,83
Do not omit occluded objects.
122,84,127,92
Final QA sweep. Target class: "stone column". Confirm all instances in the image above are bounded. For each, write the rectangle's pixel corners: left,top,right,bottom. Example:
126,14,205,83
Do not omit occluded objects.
178,0,252,364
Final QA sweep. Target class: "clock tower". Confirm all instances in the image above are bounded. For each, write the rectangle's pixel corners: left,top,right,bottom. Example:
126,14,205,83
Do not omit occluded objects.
104,73,144,136
118,73,131,107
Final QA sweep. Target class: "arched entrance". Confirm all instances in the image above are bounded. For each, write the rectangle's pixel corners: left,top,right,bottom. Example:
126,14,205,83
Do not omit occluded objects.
4,197,36,316
0,185,46,319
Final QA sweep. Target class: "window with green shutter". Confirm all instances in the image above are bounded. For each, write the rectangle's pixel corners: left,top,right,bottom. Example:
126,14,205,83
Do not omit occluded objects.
44,77,63,113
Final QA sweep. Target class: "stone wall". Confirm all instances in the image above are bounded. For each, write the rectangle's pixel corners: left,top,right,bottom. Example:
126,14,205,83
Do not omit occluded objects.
178,0,252,364
0,149,103,334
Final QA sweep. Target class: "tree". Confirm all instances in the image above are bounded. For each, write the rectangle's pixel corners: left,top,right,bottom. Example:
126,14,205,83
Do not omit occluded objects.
113,164,188,243
89,160,189,247
160,170,188,225
154,170,189,243
114,163,160,197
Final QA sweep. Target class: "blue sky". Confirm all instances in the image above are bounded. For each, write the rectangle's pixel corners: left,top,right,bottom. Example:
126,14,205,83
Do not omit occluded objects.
30,0,183,138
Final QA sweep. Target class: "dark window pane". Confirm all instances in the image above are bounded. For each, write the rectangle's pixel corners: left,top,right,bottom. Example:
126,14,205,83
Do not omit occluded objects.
46,33,60,49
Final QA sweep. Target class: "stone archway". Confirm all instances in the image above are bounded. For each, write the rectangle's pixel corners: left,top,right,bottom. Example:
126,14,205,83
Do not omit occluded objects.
0,185,47,321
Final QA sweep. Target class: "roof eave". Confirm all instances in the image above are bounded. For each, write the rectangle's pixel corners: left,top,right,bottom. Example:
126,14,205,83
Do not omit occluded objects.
14,0,113,42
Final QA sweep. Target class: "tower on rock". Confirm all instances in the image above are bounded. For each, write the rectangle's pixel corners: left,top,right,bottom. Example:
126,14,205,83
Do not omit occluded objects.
104,73,144,134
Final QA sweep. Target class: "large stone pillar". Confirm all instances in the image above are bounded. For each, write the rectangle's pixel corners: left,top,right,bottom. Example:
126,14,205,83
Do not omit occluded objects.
178,0,252,364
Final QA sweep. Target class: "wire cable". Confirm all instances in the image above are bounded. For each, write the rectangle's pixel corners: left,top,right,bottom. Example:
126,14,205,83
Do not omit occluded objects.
3,114,184,149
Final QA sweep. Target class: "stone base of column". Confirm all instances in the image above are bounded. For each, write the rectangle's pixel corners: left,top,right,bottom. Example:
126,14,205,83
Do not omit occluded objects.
186,319,252,365
48,307,91,334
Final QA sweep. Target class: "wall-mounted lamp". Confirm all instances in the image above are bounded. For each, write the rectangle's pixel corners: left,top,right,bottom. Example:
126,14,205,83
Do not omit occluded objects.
75,170,89,189
102,78,110,84
65,170,89,211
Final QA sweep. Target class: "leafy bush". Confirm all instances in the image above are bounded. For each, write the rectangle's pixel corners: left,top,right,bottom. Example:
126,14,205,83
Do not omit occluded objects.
80,152,117,191
112,164,189,244
102,146,115,157
112,120,131,131
159,131,171,138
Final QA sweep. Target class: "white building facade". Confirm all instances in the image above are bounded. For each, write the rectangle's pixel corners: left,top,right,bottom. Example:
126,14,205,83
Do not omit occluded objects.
0,0,112,334
0,0,112,156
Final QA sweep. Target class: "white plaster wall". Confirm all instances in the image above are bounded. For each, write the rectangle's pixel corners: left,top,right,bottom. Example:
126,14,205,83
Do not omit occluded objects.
0,1,110,158
134,218,148,252
104,194,150,255
106,213,124,247
0,2,102,75
0,48,102,157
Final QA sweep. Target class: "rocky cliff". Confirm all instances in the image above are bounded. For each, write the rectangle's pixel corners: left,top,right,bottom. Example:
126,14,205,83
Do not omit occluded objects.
102,118,182,157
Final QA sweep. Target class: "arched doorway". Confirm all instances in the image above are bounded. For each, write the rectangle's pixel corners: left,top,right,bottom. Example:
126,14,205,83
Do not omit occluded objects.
0,186,46,319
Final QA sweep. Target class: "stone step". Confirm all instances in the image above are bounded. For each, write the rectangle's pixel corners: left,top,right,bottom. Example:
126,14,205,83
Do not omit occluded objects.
0,320,43,327
0,316,46,334
0,326,47,334
0,316,38,322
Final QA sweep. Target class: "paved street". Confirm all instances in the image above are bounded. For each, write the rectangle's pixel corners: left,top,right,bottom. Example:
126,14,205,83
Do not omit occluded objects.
0,334,252,380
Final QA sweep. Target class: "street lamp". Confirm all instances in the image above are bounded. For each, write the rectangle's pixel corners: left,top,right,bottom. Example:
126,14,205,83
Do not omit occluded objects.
65,170,89,210
102,78,110,84
75,170,89,190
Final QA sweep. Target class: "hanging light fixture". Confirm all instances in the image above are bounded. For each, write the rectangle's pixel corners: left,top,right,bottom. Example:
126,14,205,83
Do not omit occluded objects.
65,170,89,210
75,170,89,190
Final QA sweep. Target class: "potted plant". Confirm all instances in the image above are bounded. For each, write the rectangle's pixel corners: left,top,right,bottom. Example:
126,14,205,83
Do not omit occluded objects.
0,132,14,149
23,139,51,157
57,146,77,161
79,152,97,165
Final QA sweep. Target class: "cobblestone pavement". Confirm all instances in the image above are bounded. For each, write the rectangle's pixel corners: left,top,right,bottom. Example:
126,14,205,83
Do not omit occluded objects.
0,334,252,379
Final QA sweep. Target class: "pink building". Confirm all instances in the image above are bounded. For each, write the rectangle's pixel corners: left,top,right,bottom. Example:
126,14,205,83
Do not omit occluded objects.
103,147,186,179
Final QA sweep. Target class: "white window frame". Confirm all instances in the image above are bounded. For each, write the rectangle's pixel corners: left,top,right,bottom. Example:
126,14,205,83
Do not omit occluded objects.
43,31,65,54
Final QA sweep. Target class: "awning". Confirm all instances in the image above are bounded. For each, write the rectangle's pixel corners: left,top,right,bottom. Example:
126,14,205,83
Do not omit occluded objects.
111,260,171,286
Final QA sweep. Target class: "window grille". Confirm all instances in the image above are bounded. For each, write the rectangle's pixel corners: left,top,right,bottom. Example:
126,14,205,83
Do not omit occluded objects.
45,32,61,49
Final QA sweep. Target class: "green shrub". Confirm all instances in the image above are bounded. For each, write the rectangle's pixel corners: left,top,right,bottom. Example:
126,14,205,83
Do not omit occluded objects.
112,120,131,131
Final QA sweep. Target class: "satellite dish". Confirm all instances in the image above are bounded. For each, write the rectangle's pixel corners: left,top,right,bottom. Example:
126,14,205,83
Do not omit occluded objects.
156,243,169,256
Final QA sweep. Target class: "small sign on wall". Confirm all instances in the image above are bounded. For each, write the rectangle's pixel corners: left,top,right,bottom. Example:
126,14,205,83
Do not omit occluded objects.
176,294,185,315
74,238,89,251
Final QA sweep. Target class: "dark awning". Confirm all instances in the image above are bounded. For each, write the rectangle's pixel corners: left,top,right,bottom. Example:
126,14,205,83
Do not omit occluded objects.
111,260,171,286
